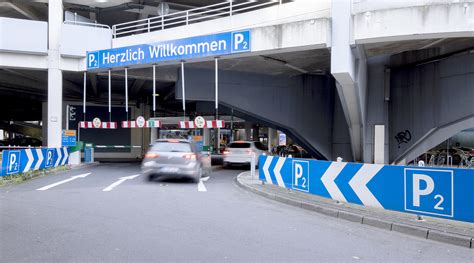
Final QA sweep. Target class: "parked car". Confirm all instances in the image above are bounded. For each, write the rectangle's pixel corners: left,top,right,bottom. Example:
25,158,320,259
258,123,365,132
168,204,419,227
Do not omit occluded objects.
9,137,42,147
141,139,211,183
283,145,312,158
223,141,268,167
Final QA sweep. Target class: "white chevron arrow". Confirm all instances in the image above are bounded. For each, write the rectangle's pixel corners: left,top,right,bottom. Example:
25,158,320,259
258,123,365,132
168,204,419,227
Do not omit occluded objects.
61,147,69,165
23,149,34,173
103,174,141,192
273,157,286,187
262,156,273,184
349,164,384,208
54,148,61,167
34,149,43,170
321,162,347,202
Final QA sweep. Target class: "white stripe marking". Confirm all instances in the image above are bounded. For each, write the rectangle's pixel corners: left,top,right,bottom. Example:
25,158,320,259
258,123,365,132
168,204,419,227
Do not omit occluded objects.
54,148,61,167
198,179,207,192
262,156,273,184
103,174,141,192
37,173,91,191
321,162,347,202
349,164,384,208
273,157,286,187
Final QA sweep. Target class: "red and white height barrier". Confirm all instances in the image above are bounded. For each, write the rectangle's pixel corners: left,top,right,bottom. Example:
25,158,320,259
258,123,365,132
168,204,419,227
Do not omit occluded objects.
178,120,225,129
79,121,117,129
121,120,161,128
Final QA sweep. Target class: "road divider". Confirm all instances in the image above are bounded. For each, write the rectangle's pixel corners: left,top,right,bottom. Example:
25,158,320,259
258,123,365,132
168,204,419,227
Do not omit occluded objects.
259,156,474,223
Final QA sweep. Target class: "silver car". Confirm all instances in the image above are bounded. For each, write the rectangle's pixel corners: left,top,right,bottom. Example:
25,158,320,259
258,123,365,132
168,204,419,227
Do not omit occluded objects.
141,139,211,183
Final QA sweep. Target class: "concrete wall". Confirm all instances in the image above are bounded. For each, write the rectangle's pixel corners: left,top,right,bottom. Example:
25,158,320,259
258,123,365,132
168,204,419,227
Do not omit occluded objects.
61,24,112,58
0,17,47,54
175,67,352,161
389,52,474,163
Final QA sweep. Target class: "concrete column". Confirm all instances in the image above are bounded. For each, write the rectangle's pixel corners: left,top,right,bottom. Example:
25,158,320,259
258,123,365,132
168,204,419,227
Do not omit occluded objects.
244,122,252,141
252,125,259,142
203,128,210,146
267,127,278,151
47,0,63,148
150,128,158,144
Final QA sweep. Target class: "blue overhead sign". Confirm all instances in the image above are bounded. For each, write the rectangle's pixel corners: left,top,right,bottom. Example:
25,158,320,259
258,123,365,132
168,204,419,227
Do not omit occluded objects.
259,156,474,223
87,30,251,70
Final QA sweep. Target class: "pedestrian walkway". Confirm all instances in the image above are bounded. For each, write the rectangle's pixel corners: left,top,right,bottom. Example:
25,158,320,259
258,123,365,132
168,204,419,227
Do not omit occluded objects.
236,171,474,248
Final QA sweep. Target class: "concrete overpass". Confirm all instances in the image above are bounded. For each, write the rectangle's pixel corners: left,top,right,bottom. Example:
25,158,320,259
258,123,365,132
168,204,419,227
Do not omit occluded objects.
0,0,473,163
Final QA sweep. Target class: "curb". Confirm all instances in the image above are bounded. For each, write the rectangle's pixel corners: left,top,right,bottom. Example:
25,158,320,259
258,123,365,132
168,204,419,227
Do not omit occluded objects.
235,173,473,249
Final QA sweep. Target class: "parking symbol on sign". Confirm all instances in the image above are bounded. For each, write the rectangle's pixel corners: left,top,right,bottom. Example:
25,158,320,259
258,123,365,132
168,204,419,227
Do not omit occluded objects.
404,168,454,217
45,149,55,168
7,151,21,174
231,31,250,53
87,51,99,69
292,160,309,192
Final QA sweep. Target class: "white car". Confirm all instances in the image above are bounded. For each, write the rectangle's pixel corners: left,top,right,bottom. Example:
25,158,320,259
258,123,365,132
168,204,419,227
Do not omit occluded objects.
223,141,268,167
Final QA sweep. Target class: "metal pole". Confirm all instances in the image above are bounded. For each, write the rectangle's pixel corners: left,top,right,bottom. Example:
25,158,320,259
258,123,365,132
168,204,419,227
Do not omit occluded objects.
83,71,86,121
125,67,128,120
230,1,233,16
181,61,186,119
215,58,218,120
108,69,112,122
66,104,69,130
153,64,156,116
231,108,234,141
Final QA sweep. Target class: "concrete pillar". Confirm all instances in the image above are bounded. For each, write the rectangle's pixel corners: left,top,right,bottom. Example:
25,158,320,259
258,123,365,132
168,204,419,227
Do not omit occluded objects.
252,125,259,142
203,128,210,146
268,128,278,150
47,0,63,148
244,122,252,141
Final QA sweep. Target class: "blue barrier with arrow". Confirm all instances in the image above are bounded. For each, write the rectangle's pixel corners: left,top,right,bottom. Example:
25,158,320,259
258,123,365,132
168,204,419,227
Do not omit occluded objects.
259,155,474,223
0,147,69,176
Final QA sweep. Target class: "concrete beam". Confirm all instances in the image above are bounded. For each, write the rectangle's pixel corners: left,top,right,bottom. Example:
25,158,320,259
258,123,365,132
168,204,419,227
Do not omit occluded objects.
0,1,40,20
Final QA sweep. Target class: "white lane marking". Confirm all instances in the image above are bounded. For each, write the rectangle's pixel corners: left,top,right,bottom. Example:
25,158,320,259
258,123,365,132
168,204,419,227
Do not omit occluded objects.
201,176,210,182
262,156,274,184
102,174,141,192
321,162,347,202
273,157,286,187
198,179,207,192
349,164,384,208
36,173,91,191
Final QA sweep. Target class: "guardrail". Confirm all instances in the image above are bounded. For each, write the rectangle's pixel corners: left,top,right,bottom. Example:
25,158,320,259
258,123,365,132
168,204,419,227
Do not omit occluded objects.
64,20,110,29
112,0,282,38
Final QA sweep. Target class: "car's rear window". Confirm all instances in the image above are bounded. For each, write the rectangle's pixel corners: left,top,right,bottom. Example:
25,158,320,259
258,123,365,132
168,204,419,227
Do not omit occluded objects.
229,143,251,148
151,142,192,152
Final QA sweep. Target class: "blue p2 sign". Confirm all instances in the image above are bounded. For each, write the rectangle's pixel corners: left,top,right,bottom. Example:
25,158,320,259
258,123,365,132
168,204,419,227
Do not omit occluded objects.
45,149,55,168
404,168,453,217
231,31,250,53
87,51,99,69
292,160,309,192
7,151,21,174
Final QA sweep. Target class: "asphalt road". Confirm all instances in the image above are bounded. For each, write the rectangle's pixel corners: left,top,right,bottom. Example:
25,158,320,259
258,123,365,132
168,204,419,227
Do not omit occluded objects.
1,163,473,262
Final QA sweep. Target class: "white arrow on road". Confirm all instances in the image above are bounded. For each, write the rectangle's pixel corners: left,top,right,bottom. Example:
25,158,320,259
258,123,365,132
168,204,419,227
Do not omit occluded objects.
273,157,286,187
36,173,91,191
321,162,347,202
23,149,34,173
102,174,141,192
348,164,384,208
34,149,43,170
197,176,210,192
262,156,274,184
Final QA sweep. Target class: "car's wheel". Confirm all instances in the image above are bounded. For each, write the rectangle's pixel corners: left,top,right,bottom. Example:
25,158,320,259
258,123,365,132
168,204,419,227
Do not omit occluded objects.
193,167,203,183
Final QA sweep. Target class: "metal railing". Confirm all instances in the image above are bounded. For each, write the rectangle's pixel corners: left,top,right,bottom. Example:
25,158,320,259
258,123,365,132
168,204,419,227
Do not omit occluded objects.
64,20,110,29
112,0,283,38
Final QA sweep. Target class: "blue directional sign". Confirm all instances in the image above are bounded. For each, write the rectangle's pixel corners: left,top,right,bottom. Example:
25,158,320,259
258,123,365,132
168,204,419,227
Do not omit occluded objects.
87,30,251,70
259,156,474,223
62,130,77,147
0,148,69,176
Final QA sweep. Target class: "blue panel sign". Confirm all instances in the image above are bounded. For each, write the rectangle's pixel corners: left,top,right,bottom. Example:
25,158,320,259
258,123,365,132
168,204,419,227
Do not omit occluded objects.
0,148,69,176
259,156,474,223
62,130,77,147
87,30,251,70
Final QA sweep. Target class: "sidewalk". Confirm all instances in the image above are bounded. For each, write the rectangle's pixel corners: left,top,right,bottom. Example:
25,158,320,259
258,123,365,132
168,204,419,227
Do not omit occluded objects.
236,171,474,249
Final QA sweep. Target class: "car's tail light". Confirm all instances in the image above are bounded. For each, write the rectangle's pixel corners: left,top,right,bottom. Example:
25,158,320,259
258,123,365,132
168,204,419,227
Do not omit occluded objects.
145,152,160,158
223,150,230,155
183,154,197,161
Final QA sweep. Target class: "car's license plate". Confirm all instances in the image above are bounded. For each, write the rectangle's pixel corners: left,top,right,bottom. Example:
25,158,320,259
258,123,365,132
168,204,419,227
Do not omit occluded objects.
161,167,179,173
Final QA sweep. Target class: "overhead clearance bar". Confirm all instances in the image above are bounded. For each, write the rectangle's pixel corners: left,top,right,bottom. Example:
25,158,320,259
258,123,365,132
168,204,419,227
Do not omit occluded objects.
81,29,251,129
